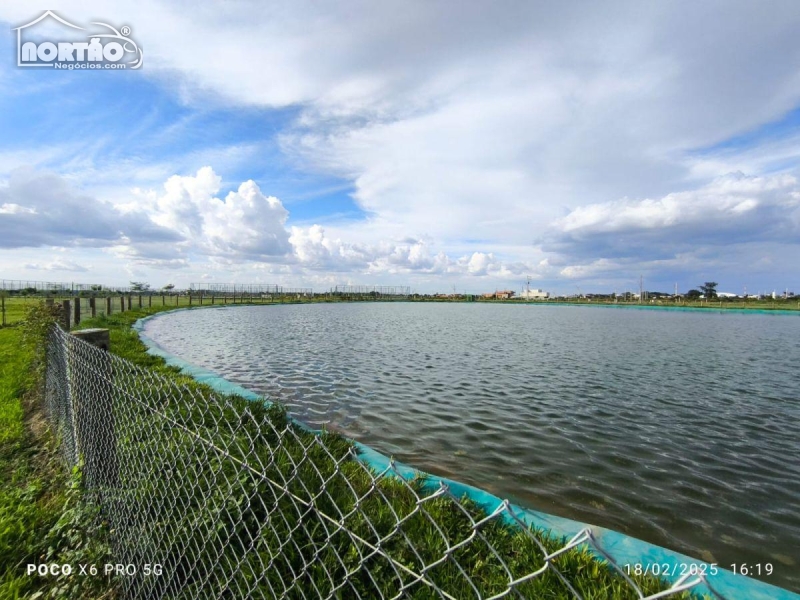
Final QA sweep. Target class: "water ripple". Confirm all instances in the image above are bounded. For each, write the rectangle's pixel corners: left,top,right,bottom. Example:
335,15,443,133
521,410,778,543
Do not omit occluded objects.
143,303,800,592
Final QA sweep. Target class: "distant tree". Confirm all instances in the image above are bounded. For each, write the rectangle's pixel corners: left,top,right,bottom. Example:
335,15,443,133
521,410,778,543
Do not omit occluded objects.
162,283,175,292
130,281,150,292
90,284,103,291
686,289,702,299
699,282,718,298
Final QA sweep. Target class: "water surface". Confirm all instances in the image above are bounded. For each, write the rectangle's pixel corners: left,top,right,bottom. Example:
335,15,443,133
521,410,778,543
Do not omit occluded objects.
143,303,800,591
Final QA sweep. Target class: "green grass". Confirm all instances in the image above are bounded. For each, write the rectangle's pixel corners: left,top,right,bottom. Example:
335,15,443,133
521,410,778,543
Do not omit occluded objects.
0,328,31,446
0,297,710,598
0,307,116,600
71,303,703,599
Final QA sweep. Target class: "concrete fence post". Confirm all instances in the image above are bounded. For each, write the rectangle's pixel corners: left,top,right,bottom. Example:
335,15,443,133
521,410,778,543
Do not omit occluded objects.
62,300,71,329
106,297,112,315
73,297,81,326
138,294,142,308
120,296,125,312
90,297,96,318
70,329,118,490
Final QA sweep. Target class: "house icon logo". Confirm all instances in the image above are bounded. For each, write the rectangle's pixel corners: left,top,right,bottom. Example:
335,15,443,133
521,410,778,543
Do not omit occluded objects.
13,10,143,70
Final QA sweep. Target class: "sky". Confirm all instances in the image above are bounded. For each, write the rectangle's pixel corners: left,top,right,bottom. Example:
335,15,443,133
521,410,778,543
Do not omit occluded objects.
1,1,799,295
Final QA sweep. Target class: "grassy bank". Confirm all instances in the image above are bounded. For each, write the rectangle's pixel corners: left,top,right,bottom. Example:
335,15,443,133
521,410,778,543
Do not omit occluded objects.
67,302,700,599
0,311,115,599
0,298,703,598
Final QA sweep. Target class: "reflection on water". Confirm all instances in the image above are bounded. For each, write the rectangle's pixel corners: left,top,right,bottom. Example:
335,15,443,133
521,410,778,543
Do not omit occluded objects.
144,302,800,591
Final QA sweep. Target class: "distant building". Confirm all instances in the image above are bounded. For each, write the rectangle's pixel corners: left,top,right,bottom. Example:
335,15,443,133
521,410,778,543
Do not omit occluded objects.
519,288,549,299
484,290,516,299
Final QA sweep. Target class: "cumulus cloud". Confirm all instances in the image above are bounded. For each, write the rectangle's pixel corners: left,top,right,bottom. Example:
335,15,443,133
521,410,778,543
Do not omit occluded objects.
1,166,526,281
546,172,800,263
0,168,180,249
288,223,524,277
0,167,295,268
142,167,292,260
3,2,800,291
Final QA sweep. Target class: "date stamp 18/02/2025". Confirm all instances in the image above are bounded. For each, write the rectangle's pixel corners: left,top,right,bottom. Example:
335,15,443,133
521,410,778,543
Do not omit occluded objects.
624,563,774,578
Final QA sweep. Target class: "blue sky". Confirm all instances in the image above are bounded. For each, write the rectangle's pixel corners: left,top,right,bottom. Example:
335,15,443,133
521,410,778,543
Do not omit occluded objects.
1,1,799,295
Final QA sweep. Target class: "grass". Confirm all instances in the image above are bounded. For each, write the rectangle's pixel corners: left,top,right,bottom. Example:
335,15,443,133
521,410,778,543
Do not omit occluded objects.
69,303,704,599
0,306,116,600
0,296,708,598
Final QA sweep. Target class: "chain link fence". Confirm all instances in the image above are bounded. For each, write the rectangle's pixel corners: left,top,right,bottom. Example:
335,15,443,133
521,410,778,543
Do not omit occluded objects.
44,325,714,600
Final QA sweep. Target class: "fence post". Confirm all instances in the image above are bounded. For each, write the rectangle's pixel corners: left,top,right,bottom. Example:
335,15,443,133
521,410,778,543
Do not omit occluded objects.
189,294,193,306
128,295,133,310
70,329,118,490
120,295,125,312
73,296,81,325
62,300,71,329
106,297,111,315
1,294,4,327
148,295,152,307
138,294,142,308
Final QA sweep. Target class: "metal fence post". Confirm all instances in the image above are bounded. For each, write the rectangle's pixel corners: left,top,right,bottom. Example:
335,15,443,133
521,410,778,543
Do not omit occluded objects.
70,329,118,490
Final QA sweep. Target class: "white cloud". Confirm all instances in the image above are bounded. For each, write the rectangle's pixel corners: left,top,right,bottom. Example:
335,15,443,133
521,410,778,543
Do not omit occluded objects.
3,1,800,292
550,172,800,251
24,259,89,272
137,166,292,260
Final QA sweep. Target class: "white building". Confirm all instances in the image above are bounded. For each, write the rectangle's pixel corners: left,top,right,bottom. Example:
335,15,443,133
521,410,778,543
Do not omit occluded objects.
519,288,549,299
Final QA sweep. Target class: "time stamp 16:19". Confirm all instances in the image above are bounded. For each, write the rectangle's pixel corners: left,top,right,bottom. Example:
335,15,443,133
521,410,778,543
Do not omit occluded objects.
623,563,774,578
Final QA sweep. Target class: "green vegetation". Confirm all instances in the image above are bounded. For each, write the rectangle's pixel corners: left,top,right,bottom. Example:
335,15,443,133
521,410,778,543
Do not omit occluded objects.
0,305,115,599
1,297,708,598
70,304,700,599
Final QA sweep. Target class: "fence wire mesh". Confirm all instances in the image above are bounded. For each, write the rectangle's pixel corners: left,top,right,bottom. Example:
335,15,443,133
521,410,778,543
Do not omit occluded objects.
44,325,715,600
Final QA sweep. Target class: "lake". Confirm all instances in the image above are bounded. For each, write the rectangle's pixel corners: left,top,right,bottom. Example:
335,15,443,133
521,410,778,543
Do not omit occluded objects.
142,302,800,591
